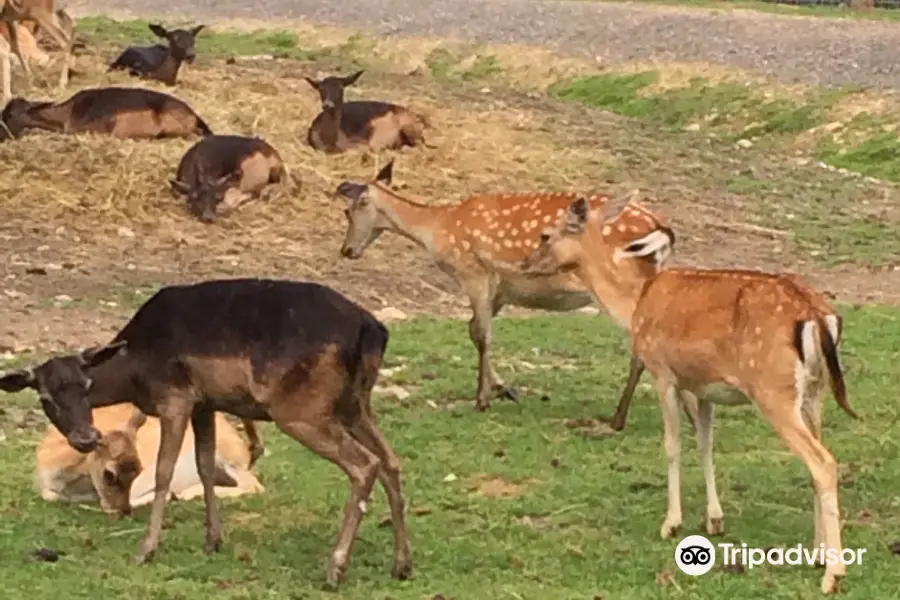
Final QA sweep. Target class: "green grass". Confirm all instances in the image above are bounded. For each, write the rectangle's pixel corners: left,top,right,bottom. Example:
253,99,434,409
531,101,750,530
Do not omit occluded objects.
77,16,316,60
818,133,900,182
574,0,900,22
550,72,841,137
1,311,898,598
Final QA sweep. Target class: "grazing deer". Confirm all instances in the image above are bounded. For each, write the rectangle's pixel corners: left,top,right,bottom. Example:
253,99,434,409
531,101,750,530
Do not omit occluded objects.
170,134,285,223
36,404,265,517
0,278,411,587
0,86,212,141
335,160,663,418
0,0,75,103
109,23,204,86
304,70,431,155
521,196,859,595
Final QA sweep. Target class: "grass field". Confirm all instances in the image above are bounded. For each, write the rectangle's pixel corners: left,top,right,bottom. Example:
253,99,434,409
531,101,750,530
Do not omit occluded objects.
2,310,899,598
0,12,898,600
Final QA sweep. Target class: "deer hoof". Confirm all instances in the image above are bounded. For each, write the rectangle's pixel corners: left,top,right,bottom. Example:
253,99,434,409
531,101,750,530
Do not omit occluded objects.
133,543,156,565
660,519,681,540
494,385,520,403
204,536,222,554
706,516,725,536
392,559,413,580
821,571,843,594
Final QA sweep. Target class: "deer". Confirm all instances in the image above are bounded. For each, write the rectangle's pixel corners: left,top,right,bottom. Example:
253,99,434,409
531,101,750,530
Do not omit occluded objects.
36,403,265,517
520,195,859,595
170,134,286,224
0,277,411,587
334,159,666,421
304,70,432,157
0,0,76,104
109,23,204,86
0,86,212,141
0,21,44,104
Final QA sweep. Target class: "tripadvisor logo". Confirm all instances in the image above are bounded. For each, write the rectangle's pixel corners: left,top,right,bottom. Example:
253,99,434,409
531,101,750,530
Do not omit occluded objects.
674,534,866,576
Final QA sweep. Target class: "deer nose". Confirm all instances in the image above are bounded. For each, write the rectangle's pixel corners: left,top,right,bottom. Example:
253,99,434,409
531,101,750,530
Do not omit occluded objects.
68,427,100,453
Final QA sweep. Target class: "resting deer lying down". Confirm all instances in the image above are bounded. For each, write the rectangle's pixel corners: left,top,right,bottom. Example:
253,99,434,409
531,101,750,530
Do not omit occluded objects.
170,134,285,223
521,196,859,595
109,23,204,86
304,70,432,154
35,404,265,516
0,278,411,587
0,86,212,141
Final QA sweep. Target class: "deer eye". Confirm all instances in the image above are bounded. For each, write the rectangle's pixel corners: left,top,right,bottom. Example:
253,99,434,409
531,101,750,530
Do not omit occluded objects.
343,209,350,219
540,233,551,244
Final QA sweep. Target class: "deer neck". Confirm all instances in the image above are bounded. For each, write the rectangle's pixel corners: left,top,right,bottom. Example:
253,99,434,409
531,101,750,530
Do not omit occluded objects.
85,353,141,410
373,187,447,254
577,260,649,331
316,103,344,148
153,51,182,85
23,101,68,132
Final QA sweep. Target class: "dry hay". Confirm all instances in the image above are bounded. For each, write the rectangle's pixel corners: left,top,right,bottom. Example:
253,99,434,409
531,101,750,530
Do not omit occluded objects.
0,39,634,318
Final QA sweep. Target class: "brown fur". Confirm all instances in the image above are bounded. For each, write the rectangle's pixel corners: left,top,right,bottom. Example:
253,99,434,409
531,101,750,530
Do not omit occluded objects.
0,86,212,141
171,134,284,222
522,196,857,595
304,70,432,154
35,404,266,517
0,278,411,587
335,161,655,419
0,0,75,104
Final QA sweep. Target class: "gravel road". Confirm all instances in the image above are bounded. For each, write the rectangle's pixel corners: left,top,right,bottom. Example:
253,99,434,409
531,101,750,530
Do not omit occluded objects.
69,0,900,90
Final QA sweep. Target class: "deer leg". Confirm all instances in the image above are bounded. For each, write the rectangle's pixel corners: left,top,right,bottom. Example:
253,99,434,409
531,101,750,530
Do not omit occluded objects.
7,21,31,77
692,393,724,535
349,418,412,580
134,409,191,564
801,384,827,564
191,407,222,554
241,420,265,469
467,285,515,410
605,354,645,431
275,418,379,587
760,391,844,594
1,45,10,106
34,17,72,89
658,380,683,539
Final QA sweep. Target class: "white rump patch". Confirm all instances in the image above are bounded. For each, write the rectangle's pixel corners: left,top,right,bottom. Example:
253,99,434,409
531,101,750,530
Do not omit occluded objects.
799,320,818,370
823,314,840,345
613,229,673,266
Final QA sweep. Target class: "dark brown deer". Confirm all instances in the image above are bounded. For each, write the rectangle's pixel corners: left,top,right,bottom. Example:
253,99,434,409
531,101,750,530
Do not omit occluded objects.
521,196,858,595
170,134,285,223
0,86,212,141
334,160,667,422
304,70,431,155
109,23,204,86
0,278,411,587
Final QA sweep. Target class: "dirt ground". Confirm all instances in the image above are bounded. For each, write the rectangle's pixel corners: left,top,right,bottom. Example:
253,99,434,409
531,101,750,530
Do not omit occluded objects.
1,22,899,356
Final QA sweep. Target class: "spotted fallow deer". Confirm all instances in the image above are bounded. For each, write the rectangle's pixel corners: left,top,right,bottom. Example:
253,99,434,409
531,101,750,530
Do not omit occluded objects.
335,159,670,419
521,196,859,595
0,0,76,104
0,278,410,587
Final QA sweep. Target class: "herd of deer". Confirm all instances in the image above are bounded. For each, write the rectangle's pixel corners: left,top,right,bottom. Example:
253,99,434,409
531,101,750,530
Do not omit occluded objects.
0,2,861,596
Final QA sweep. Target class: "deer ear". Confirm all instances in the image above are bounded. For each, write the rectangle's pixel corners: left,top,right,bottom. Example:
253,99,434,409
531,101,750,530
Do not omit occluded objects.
342,70,364,87
375,160,394,186
565,197,589,233
125,407,148,436
170,179,191,194
78,340,127,368
303,77,320,91
190,24,205,37
0,368,36,392
148,23,168,38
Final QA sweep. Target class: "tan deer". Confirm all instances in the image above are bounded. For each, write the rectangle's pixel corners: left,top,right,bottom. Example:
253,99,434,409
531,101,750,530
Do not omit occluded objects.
335,160,669,420
35,403,266,517
0,0,76,103
520,195,859,595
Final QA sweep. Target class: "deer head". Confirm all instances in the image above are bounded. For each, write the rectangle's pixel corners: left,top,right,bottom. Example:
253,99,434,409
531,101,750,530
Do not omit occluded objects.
149,23,205,63
304,70,364,112
334,160,395,259
90,407,147,517
0,341,128,453
170,172,240,224
521,195,676,328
